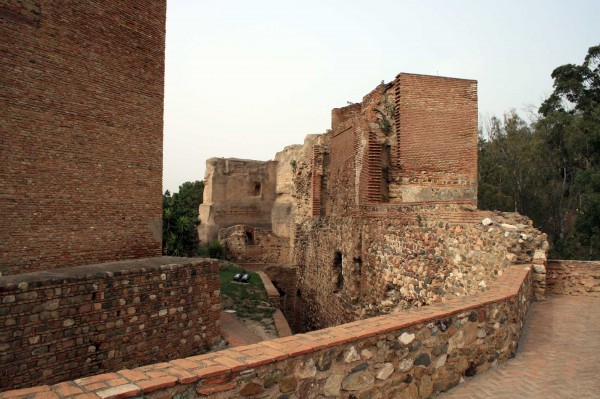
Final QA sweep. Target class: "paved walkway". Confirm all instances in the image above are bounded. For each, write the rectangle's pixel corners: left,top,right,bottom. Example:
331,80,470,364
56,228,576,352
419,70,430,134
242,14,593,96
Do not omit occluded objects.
219,311,263,348
437,295,600,399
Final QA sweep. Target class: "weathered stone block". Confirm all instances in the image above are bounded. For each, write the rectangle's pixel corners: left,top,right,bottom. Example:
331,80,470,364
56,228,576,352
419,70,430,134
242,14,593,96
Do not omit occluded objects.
342,370,375,391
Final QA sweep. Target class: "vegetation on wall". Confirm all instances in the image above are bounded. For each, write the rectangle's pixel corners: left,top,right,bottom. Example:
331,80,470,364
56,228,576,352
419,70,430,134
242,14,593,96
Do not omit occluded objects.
198,239,226,259
479,44,600,260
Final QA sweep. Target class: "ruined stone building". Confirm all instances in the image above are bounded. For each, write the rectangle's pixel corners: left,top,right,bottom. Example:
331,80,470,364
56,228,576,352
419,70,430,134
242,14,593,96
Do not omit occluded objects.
201,73,548,332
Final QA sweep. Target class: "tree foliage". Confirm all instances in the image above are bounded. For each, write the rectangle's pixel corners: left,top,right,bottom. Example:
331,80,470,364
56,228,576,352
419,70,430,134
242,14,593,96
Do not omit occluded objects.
479,44,600,260
162,181,204,256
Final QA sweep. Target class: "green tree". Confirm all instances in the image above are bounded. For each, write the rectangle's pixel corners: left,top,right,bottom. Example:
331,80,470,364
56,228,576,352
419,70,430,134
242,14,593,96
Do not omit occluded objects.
478,44,600,259
162,181,204,256
478,112,547,224
537,44,600,259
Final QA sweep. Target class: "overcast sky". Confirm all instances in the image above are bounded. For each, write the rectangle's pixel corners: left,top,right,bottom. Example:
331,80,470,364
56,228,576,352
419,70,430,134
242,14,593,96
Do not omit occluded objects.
163,0,600,193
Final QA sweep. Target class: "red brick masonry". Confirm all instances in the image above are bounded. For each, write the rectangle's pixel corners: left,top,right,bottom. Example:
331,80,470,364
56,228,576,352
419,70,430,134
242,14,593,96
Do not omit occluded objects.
0,1,166,274
0,265,532,399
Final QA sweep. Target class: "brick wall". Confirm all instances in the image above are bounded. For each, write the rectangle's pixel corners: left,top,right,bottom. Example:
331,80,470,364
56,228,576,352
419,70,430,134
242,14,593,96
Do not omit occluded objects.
327,105,360,214
0,1,166,275
394,73,478,204
546,260,600,297
0,265,533,399
327,85,390,211
0,257,221,392
318,74,478,213
309,146,325,216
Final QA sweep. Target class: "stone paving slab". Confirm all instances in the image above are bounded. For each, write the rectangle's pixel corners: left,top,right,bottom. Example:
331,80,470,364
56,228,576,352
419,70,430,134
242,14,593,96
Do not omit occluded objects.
219,311,263,348
437,295,600,399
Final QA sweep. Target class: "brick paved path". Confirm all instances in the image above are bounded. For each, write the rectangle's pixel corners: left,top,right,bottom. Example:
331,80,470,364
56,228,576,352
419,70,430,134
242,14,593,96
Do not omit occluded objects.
437,295,600,399
219,311,263,348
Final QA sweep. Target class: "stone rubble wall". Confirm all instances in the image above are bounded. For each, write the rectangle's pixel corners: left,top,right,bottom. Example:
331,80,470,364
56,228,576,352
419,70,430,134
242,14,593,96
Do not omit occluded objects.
294,217,363,331
219,226,291,266
0,265,533,399
362,210,548,312
294,208,547,331
282,74,546,332
546,260,600,297
0,258,221,392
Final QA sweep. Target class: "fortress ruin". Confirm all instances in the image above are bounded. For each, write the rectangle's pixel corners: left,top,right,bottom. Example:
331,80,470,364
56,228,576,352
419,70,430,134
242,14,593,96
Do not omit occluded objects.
4,2,598,398
200,74,549,332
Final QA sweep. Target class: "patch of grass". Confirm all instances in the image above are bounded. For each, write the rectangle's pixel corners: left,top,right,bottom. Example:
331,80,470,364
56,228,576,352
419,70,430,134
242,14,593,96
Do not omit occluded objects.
219,262,274,321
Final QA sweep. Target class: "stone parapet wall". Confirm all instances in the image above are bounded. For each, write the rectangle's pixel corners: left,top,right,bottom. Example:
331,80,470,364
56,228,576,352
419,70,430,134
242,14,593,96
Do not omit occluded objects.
546,260,600,297
0,265,532,399
256,271,282,309
0,258,221,392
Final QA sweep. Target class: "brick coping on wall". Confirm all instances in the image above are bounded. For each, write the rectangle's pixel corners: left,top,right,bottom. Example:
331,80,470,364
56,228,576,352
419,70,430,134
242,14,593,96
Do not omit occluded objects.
0,257,199,289
255,271,279,301
255,271,293,337
0,265,532,399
